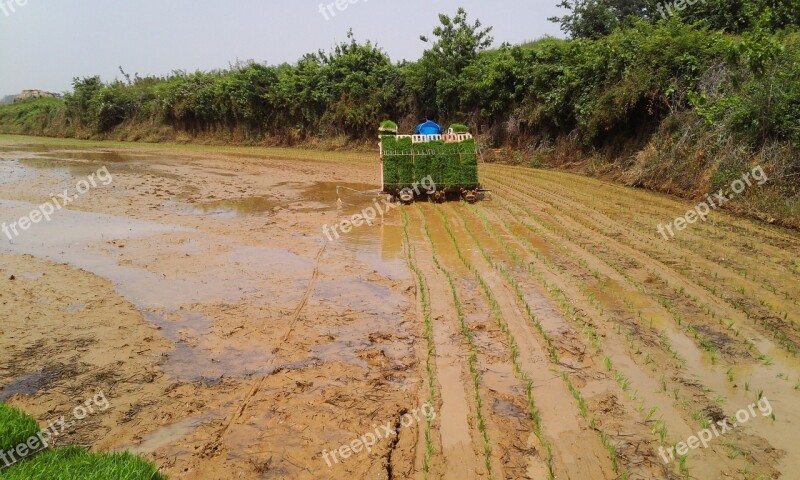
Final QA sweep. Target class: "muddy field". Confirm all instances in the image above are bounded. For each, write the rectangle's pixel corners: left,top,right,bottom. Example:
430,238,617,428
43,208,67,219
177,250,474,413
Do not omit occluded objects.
0,137,798,480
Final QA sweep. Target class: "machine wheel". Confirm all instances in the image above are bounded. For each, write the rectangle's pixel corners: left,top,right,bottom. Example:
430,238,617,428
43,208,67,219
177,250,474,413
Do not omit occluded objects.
399,189,415,204
462,189,478,204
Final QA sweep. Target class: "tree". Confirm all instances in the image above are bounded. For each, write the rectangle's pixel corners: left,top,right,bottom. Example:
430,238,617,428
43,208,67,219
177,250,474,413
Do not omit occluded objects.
550,0,658,39
411,8,494,119
420,7,494,75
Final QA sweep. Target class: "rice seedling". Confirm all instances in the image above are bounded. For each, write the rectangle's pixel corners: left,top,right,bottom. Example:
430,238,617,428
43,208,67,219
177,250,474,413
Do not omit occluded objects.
451,202,629,474
678,454,690,478
644,407,657,423
652,419,668,444
416,209,492,477
423,204,552,478
401,208,439,478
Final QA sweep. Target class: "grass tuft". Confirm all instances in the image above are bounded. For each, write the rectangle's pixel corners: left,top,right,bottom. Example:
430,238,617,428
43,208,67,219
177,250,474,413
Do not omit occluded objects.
2,446,167,480
0,404,40,456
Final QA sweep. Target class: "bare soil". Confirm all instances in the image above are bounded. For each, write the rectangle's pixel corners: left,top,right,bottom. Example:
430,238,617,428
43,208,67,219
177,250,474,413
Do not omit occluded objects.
0,138,798,479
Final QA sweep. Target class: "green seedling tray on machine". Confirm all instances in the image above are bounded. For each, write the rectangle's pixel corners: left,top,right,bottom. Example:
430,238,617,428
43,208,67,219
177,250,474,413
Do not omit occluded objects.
380,133,480,198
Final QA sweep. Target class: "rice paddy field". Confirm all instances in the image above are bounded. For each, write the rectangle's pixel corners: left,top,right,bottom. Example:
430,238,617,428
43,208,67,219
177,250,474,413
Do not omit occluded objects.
0,134,798,479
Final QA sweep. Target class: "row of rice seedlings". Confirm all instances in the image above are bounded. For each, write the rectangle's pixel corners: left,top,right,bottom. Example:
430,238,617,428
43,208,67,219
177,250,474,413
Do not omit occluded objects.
401,208,438,478
488,176,788,468
507,169,800,340
492,172,799,356
414,205,495,478
489,180,702,386
451,203,633,474
487,179,725,415
479,181,696,476
477,193,666,366
514,165,799,304
507,166,780,284
488,177,755,372
690,275,798,354
454,204,570,360
563,373,625,473
426,204,556,478
509,164,800,254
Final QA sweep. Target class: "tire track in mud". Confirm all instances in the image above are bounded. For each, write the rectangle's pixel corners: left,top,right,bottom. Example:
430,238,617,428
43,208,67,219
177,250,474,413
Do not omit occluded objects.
483,166,797,478
213,243,327,447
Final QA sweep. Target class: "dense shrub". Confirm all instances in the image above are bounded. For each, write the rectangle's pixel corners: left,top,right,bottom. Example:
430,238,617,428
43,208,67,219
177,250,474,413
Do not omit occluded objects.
0,8,796,158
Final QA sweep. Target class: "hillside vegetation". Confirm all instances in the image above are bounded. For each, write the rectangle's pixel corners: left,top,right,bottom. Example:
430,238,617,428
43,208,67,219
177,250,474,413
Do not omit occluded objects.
1,4,798,226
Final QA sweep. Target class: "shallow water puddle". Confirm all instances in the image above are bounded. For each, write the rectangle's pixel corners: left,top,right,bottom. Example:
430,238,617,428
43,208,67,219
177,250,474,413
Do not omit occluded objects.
193,196,282,216
0,200,309,308
0,158,38,185
0,199,314,379
128,414,216,455
143,310,275,379
0,369,59,401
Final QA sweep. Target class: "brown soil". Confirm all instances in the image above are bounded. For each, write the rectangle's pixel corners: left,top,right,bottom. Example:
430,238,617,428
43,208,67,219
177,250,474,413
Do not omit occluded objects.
0,140,797,479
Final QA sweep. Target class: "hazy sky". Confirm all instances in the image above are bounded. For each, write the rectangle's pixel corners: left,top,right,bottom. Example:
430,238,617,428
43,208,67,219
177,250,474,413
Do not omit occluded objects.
0,0,564,95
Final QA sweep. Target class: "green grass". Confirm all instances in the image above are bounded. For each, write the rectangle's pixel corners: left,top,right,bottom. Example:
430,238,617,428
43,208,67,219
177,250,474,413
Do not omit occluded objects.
0,404,40,455
1,446,167,480
0,403,165,479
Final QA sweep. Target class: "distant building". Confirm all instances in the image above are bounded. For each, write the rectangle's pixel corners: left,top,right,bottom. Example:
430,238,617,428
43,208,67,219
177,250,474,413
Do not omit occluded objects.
13,90,62,102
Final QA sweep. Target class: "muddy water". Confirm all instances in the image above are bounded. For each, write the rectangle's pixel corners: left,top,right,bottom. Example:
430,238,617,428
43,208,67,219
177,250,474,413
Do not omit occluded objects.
4,141,796,479
0,152,403,382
